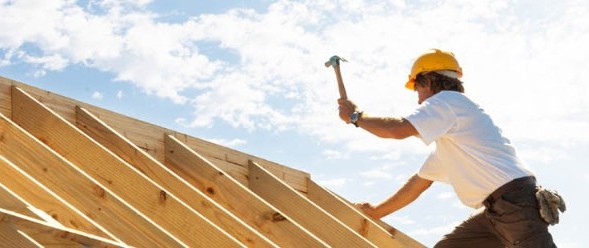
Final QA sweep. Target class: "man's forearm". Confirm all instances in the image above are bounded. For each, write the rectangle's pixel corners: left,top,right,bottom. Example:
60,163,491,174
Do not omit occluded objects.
373,174,433,219
356,113,417,140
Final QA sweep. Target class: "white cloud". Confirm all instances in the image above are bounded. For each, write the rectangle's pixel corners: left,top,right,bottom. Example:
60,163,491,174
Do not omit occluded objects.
116,90,124,99
22,53,68,76
360,167,393,179
1,0,588,158
363,181,375,187
409,221,459,239
517,145,570,164
452,200,470,210
395,174,410,183
388,215,416,225
317,177,348,188
91,91,103,100
437,191,454,200
322,149,347,160
203,138,246,148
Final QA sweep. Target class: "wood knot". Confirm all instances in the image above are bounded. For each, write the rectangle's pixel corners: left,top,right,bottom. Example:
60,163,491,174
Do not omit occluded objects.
205,187,215,196
159,190,167,203
94,185,106,198
271,212,287,222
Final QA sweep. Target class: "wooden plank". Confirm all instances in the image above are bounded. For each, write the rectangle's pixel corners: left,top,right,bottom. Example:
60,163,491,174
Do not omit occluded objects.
1,208,125,247
0,76,14,118
164,134,328,247
306,180,425,247
0,113,183,247
11,87,244,247
0,155,113,239
0,222,40,248
248,160,376,248
0,182,38,220
76,106,275,247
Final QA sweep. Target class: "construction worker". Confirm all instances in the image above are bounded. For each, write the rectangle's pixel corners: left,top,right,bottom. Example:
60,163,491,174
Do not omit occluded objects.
337,49,565,247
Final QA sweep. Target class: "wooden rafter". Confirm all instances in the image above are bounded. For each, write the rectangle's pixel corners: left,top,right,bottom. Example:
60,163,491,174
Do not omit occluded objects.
0,222,40,248
0,208,125,247
0,154,113,240
0,179,38,220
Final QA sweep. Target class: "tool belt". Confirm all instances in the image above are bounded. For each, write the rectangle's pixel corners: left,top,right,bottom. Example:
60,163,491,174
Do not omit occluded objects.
485,176,566,225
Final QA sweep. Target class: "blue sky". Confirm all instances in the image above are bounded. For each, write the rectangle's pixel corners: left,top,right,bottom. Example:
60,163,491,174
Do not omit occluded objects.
1,0,588,246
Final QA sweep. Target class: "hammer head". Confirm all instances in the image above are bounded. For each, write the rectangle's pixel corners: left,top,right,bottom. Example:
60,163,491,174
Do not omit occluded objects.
324,55,347,68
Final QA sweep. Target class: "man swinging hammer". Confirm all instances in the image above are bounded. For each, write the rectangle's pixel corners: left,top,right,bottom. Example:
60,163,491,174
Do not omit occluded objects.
335,49,565,247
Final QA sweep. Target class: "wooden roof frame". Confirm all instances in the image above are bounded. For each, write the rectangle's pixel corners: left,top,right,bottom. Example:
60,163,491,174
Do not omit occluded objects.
0,76,424,247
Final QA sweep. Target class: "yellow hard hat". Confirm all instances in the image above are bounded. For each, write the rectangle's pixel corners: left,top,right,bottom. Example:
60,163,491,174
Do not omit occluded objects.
405,49,463,90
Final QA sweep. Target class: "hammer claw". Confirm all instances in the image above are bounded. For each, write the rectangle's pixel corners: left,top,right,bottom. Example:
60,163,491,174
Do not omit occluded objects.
324,56,347,68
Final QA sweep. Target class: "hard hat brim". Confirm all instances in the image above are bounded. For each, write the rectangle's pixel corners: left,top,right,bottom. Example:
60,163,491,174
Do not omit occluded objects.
405,79,415,90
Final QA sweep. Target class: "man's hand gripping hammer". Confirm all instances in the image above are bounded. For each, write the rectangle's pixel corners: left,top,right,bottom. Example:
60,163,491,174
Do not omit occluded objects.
325,55,348,100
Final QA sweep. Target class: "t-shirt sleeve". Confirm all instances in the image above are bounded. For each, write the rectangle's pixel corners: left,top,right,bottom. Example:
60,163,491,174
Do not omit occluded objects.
404,95,456,145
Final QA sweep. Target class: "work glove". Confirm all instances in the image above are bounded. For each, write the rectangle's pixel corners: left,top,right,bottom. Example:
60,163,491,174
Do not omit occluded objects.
535,187,566,225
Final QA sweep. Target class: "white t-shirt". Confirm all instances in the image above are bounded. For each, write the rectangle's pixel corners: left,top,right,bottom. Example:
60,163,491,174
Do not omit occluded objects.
404,91,533,208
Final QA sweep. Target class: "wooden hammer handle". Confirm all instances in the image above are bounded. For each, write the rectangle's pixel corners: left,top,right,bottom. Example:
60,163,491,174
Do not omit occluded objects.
333,66,347,100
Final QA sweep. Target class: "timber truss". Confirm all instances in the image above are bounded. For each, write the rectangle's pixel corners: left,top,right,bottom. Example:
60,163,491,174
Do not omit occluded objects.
0,76,424,247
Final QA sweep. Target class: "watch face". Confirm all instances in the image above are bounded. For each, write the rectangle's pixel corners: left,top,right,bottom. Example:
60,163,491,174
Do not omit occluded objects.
351,112,359,122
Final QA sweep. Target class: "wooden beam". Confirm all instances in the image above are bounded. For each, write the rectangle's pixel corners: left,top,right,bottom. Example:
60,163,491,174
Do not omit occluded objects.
1,208,125,247
248,160,376,247
0,155,113,239
306,180,425,247
0,222,40,248
0,76,12,117
76,106,275,247
11,86,244,247
0,113,182,247
164,134,327,247
0,182,38,220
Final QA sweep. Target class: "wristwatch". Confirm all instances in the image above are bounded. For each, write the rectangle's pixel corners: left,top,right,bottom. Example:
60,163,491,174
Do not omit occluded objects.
350,111,363,127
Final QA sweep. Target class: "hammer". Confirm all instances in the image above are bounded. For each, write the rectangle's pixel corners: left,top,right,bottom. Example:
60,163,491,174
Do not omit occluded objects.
324,55,348,100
